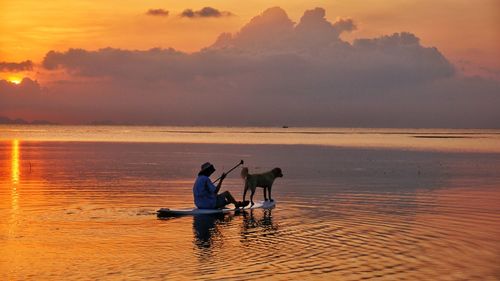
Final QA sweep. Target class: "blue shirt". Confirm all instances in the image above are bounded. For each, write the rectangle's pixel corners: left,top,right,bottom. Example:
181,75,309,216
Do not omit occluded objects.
193,175,217,209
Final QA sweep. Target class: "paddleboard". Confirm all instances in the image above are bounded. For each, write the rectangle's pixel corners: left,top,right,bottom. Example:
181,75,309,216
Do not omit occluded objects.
157,200,276,217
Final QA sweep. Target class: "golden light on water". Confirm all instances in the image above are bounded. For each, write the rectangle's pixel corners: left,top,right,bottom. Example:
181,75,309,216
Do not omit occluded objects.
9,139,20,237
11,139,20,211
12,139,20,184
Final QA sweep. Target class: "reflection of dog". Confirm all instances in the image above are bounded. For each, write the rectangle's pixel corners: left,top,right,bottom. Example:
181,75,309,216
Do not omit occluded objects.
241,167,283,206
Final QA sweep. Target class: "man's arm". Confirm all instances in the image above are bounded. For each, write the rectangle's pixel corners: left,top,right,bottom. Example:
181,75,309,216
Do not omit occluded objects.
214,173,227,194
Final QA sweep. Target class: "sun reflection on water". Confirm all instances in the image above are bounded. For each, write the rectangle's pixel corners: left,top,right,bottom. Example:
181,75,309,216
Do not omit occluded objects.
12,139,20,184
11,139,20,218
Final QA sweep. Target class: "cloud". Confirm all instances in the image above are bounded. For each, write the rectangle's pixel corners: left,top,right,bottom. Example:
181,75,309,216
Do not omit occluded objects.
211,7,356,52
5,7,498,127
146,9,169,17
42,47,190,81
211,7,294,50
180,7,233,18
332,18,356,34
0,78,44,117
0,60,33,72
295,7,355,40
0,77,41,94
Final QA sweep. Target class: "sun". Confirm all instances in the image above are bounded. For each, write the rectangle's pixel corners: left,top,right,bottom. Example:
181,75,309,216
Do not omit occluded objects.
8,76,22,84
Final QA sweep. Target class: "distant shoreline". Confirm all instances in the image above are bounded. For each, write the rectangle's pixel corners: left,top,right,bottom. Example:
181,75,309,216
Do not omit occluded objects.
1,122,499,131
1,125,500,154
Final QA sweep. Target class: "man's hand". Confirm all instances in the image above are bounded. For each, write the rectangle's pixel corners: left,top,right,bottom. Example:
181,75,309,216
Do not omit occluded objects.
216,172,227,193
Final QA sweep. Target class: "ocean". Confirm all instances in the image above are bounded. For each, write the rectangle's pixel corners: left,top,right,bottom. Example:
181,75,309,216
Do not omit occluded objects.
1,125,499,280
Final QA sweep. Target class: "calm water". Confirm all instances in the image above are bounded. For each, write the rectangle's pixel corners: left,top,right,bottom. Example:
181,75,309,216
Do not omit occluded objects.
1,126,499,280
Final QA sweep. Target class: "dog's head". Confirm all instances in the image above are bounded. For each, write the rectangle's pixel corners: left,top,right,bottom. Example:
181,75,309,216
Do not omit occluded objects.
272,167,283,178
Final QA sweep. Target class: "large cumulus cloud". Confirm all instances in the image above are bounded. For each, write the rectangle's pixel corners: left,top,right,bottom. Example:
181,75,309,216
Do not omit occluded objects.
3,7,499,127
42,7,454,87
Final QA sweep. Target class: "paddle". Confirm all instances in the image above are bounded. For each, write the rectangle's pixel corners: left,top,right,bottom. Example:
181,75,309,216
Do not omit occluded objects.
213,160,244,184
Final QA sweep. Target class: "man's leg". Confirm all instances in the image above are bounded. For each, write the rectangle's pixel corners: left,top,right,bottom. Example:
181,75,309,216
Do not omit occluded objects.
214,191,234,208
220,191,237,205
217,191,249,208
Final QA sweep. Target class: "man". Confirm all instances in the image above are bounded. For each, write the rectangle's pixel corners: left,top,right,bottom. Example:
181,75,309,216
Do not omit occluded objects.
193,162,249,209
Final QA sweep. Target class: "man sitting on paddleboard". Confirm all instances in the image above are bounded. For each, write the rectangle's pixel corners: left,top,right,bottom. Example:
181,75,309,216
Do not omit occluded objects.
193,162,249,209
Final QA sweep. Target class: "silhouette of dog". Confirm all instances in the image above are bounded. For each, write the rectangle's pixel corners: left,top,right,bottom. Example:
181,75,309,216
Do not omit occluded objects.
241,167,283,206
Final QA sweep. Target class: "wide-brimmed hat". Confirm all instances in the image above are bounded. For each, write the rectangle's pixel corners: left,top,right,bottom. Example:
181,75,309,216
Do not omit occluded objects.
200,162,215,173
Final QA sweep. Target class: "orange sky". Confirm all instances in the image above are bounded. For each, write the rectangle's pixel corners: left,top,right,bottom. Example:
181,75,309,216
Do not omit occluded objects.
1,0,499,80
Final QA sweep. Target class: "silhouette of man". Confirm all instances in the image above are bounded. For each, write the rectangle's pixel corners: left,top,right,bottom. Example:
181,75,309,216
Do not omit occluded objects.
193,162,249,209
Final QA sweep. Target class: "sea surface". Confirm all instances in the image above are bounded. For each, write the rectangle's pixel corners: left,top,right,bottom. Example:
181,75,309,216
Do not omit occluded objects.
1,125,499,280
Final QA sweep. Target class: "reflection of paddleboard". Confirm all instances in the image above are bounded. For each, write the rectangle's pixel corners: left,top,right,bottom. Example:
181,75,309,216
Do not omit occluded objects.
157,200,276,217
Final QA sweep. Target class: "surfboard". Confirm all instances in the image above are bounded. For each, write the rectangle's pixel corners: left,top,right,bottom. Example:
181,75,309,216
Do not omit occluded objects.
157,200,276,217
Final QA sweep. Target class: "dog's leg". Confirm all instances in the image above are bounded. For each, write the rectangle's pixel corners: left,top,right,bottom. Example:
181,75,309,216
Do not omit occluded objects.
263,187,268,201
268,186,274,202
250,187,255,207
242,183,248,203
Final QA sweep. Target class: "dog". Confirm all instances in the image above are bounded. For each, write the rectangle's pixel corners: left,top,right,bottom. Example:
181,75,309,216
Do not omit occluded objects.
241,167,283,206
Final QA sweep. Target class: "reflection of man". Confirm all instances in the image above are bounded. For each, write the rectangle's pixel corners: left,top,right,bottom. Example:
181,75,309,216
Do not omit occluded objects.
193,162,249,209
193,213,224,248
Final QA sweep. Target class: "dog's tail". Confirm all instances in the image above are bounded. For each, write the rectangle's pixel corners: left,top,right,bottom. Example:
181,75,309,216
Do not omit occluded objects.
241,167,249,179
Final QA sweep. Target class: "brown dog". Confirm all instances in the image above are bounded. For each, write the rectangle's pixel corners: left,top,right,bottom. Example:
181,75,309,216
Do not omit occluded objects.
241,167,283,206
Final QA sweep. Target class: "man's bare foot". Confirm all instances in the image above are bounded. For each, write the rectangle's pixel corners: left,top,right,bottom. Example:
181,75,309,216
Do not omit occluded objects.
235,201,250,209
